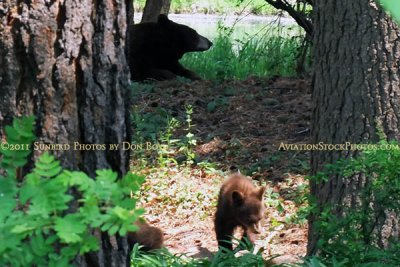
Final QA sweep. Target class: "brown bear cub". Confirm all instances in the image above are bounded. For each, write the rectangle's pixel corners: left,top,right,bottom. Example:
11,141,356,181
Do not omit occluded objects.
127,220,164,251
214,173,265,250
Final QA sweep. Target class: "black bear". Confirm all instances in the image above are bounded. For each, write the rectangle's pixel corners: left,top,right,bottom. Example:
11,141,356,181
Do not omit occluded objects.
128,14,213,81
214,173,265,251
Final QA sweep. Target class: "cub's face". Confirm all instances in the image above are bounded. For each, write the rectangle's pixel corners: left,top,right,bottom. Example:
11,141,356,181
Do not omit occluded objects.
232,187,265,233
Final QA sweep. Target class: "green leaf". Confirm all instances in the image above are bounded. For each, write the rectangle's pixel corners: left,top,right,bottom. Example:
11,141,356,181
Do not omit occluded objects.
120,172,145,193
108,225,119,235
60,245,80,258
101,222,113,232
79,200,101,223
14,121,35,139
20,183,37,204
0,178,17,221
4,126,20,140
0,176,17,197
37,152,56,164
79,235,99,254
112,206,130,220
30,233,49,257
118,227,128,236
45,235,58,245
134,208,146,217
11,224,35,234
33,153,62,178
66,171,93,191
96,169,118,183
118,198,137,210
34,166,62,178
48,254,70,267
54,214,86,243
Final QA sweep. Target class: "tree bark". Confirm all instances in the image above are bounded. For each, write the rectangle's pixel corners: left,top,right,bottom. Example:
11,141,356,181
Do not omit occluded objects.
160,0,171,15
141,0,170,23
309,0,400,255
0,0,131,266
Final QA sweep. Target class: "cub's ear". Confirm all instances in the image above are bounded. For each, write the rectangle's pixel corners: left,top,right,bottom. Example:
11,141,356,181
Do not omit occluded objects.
257,186,266,200
158,14,170,24
232,191,245,206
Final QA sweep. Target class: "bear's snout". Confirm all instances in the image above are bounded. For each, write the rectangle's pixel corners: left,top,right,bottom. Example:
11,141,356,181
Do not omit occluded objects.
195,35,213,51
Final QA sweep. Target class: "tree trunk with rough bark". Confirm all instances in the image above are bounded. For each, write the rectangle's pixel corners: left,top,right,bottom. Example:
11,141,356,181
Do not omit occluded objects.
309,0,400,255
141,0,170,23
0,0,132,266
161,0,171,15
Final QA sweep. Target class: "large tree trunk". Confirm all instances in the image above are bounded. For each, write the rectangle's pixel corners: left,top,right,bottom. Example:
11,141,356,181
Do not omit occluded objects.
0,0,132,266
141,0,171,23
309,0,400,254
160,0,171,15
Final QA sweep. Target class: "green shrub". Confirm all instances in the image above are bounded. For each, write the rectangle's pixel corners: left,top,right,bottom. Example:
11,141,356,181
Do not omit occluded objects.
306,142,400,266
0,116,145,266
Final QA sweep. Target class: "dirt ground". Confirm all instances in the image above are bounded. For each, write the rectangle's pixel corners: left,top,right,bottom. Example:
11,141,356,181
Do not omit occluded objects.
132,76,311,263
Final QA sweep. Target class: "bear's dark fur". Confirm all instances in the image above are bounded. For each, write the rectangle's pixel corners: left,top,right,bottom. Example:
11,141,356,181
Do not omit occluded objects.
128,14,212,81
214,173,265,250
127,220,164,251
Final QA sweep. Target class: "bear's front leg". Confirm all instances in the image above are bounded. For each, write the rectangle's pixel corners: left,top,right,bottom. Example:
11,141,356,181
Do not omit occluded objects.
170,62,201,80
146,68,177,81
215,219,235,251
237,228,258,251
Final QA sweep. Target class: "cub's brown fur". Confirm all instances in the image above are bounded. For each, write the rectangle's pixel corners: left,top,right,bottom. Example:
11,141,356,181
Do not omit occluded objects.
214,173,265,250
127,220,164,251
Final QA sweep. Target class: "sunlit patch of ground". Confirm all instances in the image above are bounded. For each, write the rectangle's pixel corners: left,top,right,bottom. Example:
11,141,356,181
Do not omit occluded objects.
130,76,310,262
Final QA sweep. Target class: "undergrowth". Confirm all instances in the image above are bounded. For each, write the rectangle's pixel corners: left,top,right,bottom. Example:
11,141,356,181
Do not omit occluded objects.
181,29,307,80
0,117,145,266
301,142,400,266
131,240,270,267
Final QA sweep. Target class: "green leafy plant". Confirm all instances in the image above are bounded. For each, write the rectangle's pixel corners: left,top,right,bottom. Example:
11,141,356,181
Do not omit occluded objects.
132,106,171,143
305,141,400,266
130,94,200,168
131,245,208,267
156,117,181,167
0,116,145,266
178,105,197,165
131,238,268,267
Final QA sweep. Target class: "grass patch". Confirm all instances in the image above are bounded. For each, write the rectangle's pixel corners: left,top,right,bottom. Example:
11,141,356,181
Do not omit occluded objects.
181,24,308,81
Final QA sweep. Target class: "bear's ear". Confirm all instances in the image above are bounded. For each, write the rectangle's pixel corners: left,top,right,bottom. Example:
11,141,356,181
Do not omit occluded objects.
232,191,245,206
158,14,170,25
257,186,266,200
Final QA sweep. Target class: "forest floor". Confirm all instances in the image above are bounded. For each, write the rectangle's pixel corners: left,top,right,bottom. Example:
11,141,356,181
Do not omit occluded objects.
130,76,311,263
